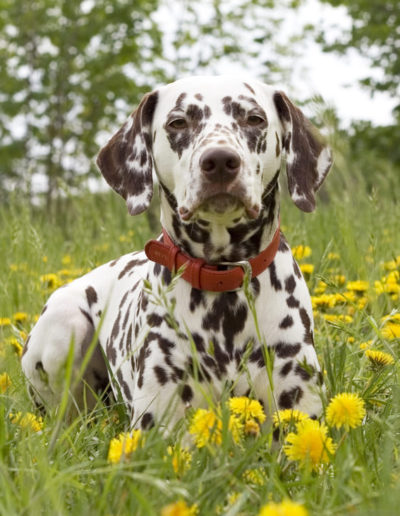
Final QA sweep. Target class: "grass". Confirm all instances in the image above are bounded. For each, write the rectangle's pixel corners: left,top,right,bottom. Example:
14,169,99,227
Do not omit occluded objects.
1,174,400,515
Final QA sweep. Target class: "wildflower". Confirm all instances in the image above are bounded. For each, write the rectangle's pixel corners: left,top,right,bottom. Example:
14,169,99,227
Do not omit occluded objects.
332,274,346,286
167,445,192,475
381,323,400,340
292,245,311,260
284,419,335,471
313,281,327,295
258,499,308,516
40,273,61,290
13,312,28,324
10,412,43,432
244,418,261,436
243,467,266,486
161,500,198,516
0,372,11,393
228,414,244,443
0,317,11,327
346,280,369,293
327,252,340,261
326,393,365,431
6,337,23,356
359,340,373,350
381,313,400,324
229,396,266,424
61,254,72,265
272,409,309,428
365,349,395,367
311,293,341,309
107,430,142,463
300,263,314,276
322,314,353,324
189,408,222,448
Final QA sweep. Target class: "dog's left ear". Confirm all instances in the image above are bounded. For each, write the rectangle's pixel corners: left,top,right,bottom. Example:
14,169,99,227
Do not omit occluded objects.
273,91,332,212
97,91,158,215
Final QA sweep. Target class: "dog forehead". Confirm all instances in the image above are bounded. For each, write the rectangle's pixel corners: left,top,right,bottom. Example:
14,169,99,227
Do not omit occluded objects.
154,76,277,120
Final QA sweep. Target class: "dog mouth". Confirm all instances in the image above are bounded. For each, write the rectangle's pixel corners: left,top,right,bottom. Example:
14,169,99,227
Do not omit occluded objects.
179,193,260,221
201,193,241,214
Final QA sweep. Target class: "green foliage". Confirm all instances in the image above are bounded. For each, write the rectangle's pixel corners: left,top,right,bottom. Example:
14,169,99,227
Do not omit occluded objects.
0,0,163,206
1,173,400,514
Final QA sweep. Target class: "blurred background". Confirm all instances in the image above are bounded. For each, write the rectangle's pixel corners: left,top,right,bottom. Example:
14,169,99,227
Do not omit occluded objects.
0,0,399,218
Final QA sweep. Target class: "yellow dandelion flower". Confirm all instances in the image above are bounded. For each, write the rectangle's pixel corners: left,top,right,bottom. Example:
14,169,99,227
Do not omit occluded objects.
229,396,266,423
0,372,12,393
6,337,23,357
13,312,28,324
189,408,222,448
292,245,312,260
346,280,369,293
300,263,314,276
381,323,400,340
258,499,308,516
313,281,327,295
107,430,142,463
61,254,72,266
327,252,340,261
284,419,335,471
244,418,261,436
326,393,365,431
0,317,12,326
359,340,373,350
381,313,400,324
243,467,266,486
167,445,192,475
311,294,340,309
365,349,395,366
10,412,43,432
322,314,353,324
161,500,198,516
228,414,244,443
40,273,62,290
272,409,309,428
227,492,240,506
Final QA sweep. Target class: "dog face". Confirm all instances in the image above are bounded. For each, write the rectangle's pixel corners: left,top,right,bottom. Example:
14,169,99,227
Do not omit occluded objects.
97,76,332,223
151,77,284,224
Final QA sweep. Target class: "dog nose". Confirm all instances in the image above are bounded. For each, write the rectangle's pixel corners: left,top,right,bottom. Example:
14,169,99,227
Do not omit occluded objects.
199,147,241,182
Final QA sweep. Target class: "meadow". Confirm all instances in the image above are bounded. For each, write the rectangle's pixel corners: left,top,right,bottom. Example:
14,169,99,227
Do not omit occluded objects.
1,163,400,515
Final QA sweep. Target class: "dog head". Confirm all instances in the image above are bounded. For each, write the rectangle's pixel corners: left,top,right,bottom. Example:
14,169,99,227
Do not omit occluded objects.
97,76,332,223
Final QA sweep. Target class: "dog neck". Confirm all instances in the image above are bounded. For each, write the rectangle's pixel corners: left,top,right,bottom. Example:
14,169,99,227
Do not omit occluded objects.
158,179,280,264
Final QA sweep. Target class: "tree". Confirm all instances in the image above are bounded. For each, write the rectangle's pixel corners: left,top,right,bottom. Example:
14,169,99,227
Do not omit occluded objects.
0,0,163,209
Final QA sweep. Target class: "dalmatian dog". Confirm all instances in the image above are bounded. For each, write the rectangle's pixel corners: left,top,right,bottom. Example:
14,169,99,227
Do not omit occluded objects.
21,76,332,431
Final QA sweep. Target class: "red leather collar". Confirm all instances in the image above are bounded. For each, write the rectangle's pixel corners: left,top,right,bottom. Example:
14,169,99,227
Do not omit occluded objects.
144,224,280,292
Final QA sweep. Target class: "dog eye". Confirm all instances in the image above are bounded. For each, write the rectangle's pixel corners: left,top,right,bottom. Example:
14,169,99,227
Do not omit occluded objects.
247,115,265,126
168,118,188,130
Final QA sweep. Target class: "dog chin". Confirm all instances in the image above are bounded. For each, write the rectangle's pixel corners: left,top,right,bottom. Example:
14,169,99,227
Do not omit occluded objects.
194,194,260,223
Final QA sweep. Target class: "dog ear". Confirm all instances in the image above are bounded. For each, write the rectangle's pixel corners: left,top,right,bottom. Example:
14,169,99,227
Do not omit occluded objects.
273,91,332,212
96,91,158,215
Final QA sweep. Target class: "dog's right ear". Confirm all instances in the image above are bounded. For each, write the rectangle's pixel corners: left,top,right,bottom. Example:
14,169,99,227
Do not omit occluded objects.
97,91,158,215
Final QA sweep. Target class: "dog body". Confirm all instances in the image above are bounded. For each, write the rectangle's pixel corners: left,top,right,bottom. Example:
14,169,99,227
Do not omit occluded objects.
21,76,332,430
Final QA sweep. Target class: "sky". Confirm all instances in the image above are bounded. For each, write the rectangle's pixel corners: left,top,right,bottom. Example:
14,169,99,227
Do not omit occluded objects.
279,0,396,126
